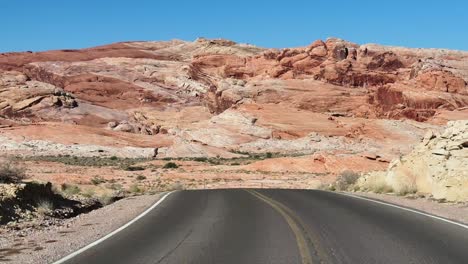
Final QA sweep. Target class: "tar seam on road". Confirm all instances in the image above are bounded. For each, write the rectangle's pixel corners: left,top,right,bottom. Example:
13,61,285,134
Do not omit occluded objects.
335,192,468,230
246,190,315,264
51,191,176,264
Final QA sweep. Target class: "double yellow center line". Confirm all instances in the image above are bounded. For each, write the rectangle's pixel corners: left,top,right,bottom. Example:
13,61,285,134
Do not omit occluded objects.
246,190,315,264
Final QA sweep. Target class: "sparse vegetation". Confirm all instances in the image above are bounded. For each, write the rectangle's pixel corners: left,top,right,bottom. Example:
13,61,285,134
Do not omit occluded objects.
136,175,146,181
128,184,142,194
19,155,149,169
169,182,184,191
396,185,418,196
107,183,123,191
90,176,106,185
373,182,394,194
123,165,145,171
0,160,27,183
36,199,54,216
163,162,179,169
332,170,360,191
98,194,116,206
82,188,96,198
60,183,81,196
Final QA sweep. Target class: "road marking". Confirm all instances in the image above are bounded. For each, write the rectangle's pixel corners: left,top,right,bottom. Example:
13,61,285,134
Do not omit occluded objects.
335,192,468,230
247,190,314,264
52,191,176,264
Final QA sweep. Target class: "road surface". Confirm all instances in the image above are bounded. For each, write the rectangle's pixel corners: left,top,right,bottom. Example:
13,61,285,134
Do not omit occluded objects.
57,189,468,264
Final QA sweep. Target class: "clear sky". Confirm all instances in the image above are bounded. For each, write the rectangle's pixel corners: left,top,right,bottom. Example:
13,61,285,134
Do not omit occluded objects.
1,0,467,52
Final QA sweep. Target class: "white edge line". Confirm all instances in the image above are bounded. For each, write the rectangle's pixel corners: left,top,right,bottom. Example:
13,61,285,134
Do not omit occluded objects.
52,191,176,264
335,191,468,230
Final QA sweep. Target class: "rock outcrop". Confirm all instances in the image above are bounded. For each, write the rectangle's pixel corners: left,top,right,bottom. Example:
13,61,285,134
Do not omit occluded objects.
0,38,466,162
359,120,468,201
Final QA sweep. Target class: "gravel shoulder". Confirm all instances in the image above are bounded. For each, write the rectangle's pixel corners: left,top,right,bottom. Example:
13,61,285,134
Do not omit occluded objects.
351,192,468,225
0,193,163,264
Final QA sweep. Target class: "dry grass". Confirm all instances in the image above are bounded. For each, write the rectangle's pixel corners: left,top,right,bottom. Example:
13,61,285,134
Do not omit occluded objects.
356,172,394,194
333,170,360,191
0,160,27,183
98,193,116,206
60,183,81,197
36,199,54,216
168,182,184,191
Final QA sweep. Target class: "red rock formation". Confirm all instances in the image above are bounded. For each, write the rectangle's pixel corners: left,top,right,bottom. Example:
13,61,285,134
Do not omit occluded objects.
1,37,467,123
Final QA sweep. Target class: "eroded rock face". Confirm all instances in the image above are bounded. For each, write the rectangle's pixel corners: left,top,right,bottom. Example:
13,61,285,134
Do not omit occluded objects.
0,72,77,121
192,38,468,118
376,120,468,201
0,38,466,161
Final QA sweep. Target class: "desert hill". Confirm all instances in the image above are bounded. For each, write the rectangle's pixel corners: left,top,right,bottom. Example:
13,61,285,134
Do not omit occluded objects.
0,37,467,175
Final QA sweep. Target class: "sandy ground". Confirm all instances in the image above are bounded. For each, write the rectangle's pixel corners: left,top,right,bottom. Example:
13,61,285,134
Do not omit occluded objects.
353,192,468,224
0,194,162,264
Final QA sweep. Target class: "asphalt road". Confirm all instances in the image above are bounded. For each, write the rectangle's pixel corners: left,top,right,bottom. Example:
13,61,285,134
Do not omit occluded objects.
58,189,468,264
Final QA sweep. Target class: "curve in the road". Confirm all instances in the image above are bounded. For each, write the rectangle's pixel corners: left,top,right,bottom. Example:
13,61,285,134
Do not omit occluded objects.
53,189,468,264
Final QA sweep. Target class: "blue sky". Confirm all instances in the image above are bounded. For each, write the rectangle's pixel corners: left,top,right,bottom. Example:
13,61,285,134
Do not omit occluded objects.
1,0,467,52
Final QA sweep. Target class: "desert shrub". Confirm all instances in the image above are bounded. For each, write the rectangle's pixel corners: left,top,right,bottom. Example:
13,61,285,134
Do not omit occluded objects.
98,194,115,206
129,184,142,194
82,188,96,198
90,176,106,185
374,184,394,194
358,172,394,194
107,183,123,191
334,170,360,191
21,155,149,168
136,175,146,181
163,162,179,169
123,165,145,171
396,184,417,196
208,159,220,165
0,161,27,183
316,182,333,191
169,182,184,191
266,152,273,159
61,183,81,196
36,199,54,215
193,157,208,162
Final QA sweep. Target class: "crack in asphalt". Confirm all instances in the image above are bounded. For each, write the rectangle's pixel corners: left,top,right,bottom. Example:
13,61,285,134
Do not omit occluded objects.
155,229,193,264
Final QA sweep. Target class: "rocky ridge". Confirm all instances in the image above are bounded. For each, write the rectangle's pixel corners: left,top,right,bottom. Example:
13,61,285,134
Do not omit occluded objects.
0,37,467,174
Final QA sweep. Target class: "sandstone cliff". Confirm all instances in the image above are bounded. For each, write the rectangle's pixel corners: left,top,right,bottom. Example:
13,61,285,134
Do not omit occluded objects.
358,120,468,201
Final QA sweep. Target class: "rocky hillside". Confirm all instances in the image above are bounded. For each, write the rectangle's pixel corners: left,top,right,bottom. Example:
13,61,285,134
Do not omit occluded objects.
1,37,467,174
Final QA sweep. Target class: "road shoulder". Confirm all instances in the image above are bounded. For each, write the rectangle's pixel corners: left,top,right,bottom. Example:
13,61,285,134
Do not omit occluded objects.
348,192,468,225
0,194,163,264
